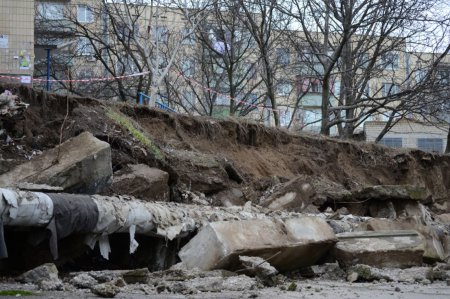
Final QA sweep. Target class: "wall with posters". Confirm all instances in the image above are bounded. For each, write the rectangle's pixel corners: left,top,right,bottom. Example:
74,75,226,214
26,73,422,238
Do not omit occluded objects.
0,0,35,85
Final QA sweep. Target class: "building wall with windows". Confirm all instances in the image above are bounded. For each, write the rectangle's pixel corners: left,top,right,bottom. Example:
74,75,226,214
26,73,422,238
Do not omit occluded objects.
0,0,35,85
364,120,448,153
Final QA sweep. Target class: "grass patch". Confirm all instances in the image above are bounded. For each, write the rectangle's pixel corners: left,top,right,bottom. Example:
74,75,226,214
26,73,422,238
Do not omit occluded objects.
107,109,165,160
0,290,36,296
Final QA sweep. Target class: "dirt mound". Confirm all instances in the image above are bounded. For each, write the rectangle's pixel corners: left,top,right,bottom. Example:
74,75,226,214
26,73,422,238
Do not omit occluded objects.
1,85,449,214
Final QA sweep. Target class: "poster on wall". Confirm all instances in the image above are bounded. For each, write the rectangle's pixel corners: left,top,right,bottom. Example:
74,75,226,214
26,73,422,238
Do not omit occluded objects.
0,34,8,48
19,51,31,70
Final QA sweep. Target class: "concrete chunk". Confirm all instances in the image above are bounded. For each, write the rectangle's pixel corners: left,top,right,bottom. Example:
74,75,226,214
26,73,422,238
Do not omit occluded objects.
179,217,337,272
111,164,169,201
333,230,425,268
0,132,112,194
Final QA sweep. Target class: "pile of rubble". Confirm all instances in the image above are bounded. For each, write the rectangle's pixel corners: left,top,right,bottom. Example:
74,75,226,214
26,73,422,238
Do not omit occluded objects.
0,97,449,297
0,90,28,117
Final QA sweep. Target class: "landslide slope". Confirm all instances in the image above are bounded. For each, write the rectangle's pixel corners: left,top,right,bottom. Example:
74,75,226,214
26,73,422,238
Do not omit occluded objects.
1,85,449,213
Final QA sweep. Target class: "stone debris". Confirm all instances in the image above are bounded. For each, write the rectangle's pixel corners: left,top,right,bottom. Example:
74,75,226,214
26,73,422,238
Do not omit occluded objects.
239,255,278,278
91,278,125,298
69,273,98,289
0,132,113,194
16,263,63,291
334,230,425,268
179,217,337,272
0,90,28,116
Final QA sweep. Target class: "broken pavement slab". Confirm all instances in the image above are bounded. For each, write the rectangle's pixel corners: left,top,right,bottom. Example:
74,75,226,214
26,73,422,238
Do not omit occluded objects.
0,132,112,194
179,217,337,272
333,230,425,269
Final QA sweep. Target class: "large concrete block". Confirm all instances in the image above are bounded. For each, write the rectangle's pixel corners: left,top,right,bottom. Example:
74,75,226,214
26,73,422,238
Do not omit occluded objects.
333,230,425,269
111,164,169,201
361,217,447,262
0,132,112,194
179,217,337,272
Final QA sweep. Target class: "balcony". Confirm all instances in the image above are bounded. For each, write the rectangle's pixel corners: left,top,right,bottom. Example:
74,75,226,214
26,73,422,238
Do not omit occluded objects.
35,19,76,36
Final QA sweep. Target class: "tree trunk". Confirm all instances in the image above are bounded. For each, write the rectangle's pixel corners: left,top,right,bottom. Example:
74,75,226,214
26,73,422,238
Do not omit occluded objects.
446,128,450,153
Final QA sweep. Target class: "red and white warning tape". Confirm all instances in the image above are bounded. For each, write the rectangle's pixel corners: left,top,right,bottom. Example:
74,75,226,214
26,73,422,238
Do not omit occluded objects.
1,69,288,114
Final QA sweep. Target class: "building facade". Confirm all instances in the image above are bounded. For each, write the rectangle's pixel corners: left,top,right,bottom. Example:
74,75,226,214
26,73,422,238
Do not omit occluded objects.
0,0,35,85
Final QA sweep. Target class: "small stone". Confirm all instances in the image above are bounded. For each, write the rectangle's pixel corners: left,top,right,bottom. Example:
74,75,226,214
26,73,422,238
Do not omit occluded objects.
91,282,120,298
347,272,358,283
395,287,401,292
315,287,321,292
70,273,98,289
422,279,431,285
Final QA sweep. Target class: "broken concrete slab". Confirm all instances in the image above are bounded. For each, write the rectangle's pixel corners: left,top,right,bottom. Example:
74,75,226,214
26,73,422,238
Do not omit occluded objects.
111,164,169,201
333,230,425,269
179,217,337,272
166,149,229,194
353,185,432,203
259,176,315,211
239,255,278,278
0,132,112,194
361,217,447,262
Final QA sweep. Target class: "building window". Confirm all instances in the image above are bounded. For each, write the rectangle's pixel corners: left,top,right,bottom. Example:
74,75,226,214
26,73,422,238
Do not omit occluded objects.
181,59,195,77
38,3,65,20
181,91,196,110
415,68,427,83
154,26,168,43
436,68,450,85
381,52,399,70
77,37,94,56
417,138,443,153
360,53,370,69
310,80,323,93
280,107,292,127
301,109,322,132
181,27,195,45
379,137,402,148
276,48,290,65
243,63,257,79
382,83,400,97
77,5,93,23
215,94,230,106
277,82,292,96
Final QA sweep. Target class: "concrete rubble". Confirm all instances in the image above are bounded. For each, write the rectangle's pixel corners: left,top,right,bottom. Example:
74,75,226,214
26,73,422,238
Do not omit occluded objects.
179,217,337,272
333,230,425,268
0,90,28,116
0,132,112,194
0,117,449,297
110,164,169,202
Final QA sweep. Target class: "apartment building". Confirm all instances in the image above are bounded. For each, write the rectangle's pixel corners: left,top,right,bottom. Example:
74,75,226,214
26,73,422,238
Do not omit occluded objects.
0,0,35,85
32,1,449,141
365,120,448,153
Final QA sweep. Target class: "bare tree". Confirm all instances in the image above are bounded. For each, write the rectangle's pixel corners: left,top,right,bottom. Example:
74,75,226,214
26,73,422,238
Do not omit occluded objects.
278,0,450,137
236,0,293,126
35,0,211,103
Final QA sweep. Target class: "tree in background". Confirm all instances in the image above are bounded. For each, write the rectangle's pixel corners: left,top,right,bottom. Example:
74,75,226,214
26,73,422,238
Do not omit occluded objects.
278,0,450,138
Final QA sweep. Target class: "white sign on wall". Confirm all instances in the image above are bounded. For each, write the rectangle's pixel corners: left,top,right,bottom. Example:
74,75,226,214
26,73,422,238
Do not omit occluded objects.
0,34,9,48
20,76,32,84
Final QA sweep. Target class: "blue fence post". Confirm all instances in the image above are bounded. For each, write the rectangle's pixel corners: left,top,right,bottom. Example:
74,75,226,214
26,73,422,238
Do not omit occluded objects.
139,93,143,105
